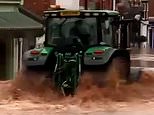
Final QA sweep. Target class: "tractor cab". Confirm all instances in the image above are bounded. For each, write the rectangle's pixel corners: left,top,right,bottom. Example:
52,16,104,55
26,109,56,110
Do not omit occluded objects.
43,9,120,49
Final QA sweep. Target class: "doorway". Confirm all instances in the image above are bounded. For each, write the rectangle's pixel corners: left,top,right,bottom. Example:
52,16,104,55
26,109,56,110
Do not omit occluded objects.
0,40,6,79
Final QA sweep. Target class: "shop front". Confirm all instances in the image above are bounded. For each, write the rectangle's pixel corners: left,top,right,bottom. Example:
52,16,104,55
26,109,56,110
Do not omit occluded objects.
0,11,43,79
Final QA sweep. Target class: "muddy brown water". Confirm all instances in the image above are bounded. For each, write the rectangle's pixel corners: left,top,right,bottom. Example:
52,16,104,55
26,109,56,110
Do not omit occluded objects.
1,48,154,114
0,69,154,107
0,70,154,115
2,48,152,105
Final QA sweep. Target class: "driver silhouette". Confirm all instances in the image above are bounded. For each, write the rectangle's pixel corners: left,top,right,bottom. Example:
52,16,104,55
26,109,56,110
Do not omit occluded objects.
70,20,90,46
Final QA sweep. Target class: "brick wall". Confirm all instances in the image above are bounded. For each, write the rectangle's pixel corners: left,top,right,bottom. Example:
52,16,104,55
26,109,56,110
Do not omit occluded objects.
149,0,154,17
80,0,112,10
23,0,55,16
100,0,113,10
23,0,112,16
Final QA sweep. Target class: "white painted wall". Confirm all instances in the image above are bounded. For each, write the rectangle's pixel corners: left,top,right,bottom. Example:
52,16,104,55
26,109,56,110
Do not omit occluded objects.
140,21,149,37
56,0,79,10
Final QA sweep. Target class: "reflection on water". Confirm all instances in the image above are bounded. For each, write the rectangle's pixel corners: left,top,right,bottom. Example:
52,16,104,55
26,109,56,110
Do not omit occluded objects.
139,46,149,67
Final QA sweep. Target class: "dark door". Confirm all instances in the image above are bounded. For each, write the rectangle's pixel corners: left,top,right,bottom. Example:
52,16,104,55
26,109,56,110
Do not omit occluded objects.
0,41,6,79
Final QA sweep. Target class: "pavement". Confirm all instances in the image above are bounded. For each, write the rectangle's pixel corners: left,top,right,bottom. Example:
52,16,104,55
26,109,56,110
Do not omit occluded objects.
130,48,154,71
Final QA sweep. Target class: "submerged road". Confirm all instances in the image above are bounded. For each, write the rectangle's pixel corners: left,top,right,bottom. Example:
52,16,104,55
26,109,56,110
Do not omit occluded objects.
0,48,153,115
0,102,154,115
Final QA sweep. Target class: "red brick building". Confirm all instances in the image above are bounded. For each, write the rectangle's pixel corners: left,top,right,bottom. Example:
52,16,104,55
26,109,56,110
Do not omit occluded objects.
149,0,154,17
79,0,113,10
148,0,154,48
96,0,113,10
23,0,113,16
24,0,54,16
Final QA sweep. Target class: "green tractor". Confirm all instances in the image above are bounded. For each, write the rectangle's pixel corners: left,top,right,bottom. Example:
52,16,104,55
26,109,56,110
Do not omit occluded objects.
23,9,132,96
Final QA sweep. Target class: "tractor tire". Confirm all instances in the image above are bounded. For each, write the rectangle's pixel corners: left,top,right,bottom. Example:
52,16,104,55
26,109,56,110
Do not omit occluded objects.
106,56,131,86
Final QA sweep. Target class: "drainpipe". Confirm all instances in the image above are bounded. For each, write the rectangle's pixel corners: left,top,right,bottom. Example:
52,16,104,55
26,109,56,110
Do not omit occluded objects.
13,38,18,78
19,38,23,71
85,0,88,10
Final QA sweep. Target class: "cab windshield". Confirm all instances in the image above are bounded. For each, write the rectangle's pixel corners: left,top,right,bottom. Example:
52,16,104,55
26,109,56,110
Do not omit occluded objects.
46,17,118,47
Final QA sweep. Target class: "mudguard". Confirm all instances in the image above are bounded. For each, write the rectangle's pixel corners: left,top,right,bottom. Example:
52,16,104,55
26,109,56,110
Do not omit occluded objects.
84,43,130,66
23,47,54,67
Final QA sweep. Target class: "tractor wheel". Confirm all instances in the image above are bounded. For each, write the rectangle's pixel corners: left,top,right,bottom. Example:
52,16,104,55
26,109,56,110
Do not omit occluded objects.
106,56,131,86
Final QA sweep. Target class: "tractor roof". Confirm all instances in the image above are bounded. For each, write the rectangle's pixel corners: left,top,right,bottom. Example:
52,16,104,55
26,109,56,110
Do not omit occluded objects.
43,9,119,18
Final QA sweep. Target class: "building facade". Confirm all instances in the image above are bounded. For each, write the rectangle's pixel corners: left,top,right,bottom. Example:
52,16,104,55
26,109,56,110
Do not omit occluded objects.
0,0,43,79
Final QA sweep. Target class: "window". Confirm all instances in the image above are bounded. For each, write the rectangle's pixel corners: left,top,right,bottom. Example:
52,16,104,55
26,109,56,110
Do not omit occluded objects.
101,18,113,45
46,17,97,47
